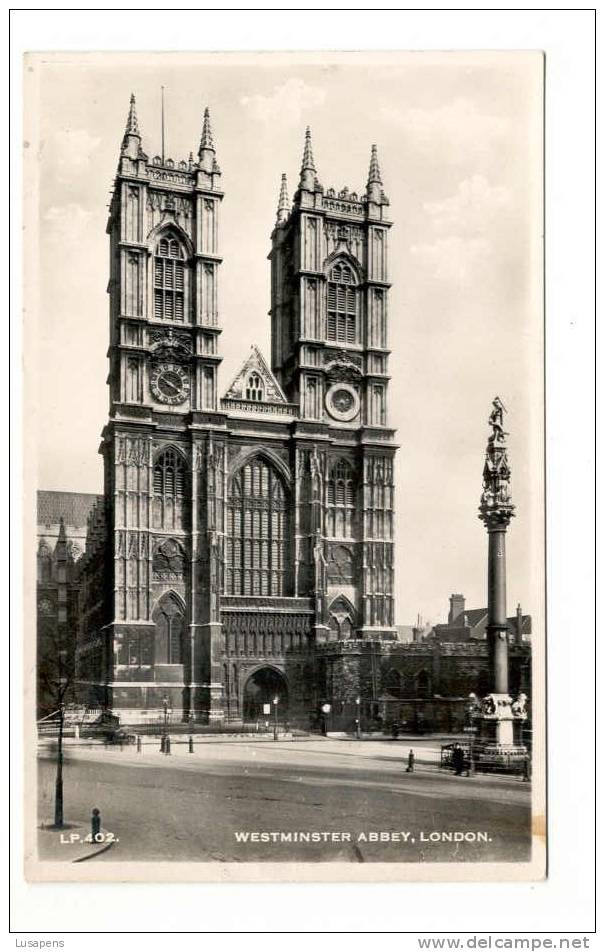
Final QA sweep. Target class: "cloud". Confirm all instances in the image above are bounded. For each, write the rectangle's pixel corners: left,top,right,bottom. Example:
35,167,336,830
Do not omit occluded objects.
241,78,326,124
43,202,96,244
381,98,510,164
410,235,492,289
424,175,512,236
410,176,514,290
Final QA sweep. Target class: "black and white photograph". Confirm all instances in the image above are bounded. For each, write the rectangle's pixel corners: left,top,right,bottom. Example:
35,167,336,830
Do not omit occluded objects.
24,49,546,883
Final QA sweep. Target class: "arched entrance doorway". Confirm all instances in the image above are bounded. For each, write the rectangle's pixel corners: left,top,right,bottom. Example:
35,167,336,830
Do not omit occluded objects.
243,667,288,723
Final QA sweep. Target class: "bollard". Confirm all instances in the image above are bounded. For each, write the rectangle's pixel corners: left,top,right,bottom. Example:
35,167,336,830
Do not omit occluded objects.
91,808,101,842
165,735,171,755
136,735,142,754
188,734,194,753
522,755,531,782
406,749,415,773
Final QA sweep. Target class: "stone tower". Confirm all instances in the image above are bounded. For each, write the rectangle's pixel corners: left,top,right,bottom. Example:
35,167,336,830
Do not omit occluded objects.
269,131,397,641
77,96,226,722
76,109,399,729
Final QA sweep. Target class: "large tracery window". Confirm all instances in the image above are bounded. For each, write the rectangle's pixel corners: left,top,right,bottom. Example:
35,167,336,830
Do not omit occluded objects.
226,458,287,596
327,262,358,344
152,448,186,530
153,593,184,665
326,459,356,537
154,235,186,322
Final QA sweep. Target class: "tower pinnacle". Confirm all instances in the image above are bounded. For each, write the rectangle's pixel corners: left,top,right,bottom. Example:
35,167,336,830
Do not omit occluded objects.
275,173,290,225
121,93,142,158
299,126,317,191
199,106,215,153
367,144,384,202
367,144,382,185
198,106,219,177
124,93,140,137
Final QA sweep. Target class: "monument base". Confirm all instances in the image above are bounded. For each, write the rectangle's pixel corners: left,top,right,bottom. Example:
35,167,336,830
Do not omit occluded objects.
475,693,528,771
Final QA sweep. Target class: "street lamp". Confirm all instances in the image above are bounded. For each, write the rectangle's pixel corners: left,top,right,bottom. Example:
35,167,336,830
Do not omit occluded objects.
272,696,279,741
54,648,68,828
355,696,361,740
162,695,172,755
466,692,480,776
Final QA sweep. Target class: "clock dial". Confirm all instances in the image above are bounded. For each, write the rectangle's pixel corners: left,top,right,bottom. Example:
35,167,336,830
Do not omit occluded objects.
150,362,190,405
325,382,360,422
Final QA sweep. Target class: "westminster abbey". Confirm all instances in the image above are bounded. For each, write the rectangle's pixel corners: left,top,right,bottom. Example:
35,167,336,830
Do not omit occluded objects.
67,96,397,726
36,97,533,730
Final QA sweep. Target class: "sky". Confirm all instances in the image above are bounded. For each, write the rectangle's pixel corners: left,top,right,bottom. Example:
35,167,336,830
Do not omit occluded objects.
29,51,543,627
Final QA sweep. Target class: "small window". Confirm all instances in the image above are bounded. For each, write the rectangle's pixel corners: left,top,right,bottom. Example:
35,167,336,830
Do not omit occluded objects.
245,373,264,402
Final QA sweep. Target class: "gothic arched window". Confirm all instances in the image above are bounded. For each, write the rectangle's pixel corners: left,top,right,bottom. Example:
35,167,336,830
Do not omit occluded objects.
245,373,264,402
153,234,186,322
153,593,184,665
37,542,52,583
152,448,187,530
416,670,431,699
385,669,402,698
327,262,358,344
226,458,287,597
326,458,356,537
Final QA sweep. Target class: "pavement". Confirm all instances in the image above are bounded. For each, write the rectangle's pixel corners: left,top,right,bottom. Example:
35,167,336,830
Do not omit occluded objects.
37,737,532,865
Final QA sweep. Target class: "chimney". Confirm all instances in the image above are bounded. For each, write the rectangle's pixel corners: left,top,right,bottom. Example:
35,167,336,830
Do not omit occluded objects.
448,594,465,625
516,603,524,645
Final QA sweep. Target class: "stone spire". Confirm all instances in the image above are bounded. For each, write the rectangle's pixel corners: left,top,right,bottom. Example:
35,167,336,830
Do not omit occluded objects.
121,93,142,158
125,93,139,136
200,107,214,151
197,106,221,183
367,144,384,203
299,126,317,191
275,173,290,225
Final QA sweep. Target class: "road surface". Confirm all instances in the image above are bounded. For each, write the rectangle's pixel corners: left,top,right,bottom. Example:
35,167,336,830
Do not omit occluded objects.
37,737,532,864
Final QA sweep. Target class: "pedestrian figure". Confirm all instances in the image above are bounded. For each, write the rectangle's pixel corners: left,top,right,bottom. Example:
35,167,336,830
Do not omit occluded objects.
188,734,194,753
136,735,142,754
160,735,165,753
452,743,465,776
406,749,415,773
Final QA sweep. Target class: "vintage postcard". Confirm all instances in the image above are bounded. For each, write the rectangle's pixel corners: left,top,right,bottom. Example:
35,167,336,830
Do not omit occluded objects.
23,50,545,883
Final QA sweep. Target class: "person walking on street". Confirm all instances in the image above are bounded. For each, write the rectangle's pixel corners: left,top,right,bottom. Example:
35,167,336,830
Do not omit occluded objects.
452,743,465,776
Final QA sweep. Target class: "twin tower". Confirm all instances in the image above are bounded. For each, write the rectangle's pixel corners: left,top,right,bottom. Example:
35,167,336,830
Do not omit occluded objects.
76,96,398,725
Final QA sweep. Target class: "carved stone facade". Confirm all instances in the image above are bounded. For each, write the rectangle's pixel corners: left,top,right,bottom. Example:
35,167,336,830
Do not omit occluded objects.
74,104,399,726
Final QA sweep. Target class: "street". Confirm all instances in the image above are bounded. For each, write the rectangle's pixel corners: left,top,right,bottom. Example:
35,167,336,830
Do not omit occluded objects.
38,737,532,864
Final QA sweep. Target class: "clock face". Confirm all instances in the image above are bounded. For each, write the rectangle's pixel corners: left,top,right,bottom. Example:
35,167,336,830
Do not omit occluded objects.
325,382,360,422
150,363,190,405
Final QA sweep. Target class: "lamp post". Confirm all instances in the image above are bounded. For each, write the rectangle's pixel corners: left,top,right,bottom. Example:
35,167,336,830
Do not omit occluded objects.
273,696,279,741
54,648,68,828
162,695,172,755
466,692,480,776
355,696,361,740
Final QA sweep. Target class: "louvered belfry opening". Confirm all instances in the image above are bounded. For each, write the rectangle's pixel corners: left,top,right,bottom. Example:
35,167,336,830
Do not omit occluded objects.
327,262,357,344
153,235,186,322
326,458,356,537
152,448,187,531
226,458,287,597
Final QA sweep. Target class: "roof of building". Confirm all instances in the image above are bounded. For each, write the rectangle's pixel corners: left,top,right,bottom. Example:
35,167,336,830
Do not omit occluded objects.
396,625,415,643
37,491,103,529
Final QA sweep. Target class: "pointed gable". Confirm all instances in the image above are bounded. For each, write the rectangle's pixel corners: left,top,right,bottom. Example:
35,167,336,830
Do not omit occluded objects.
223,345,288,405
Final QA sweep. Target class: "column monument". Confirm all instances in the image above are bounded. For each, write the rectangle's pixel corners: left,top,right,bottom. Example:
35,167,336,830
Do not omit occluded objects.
476,398,527,765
